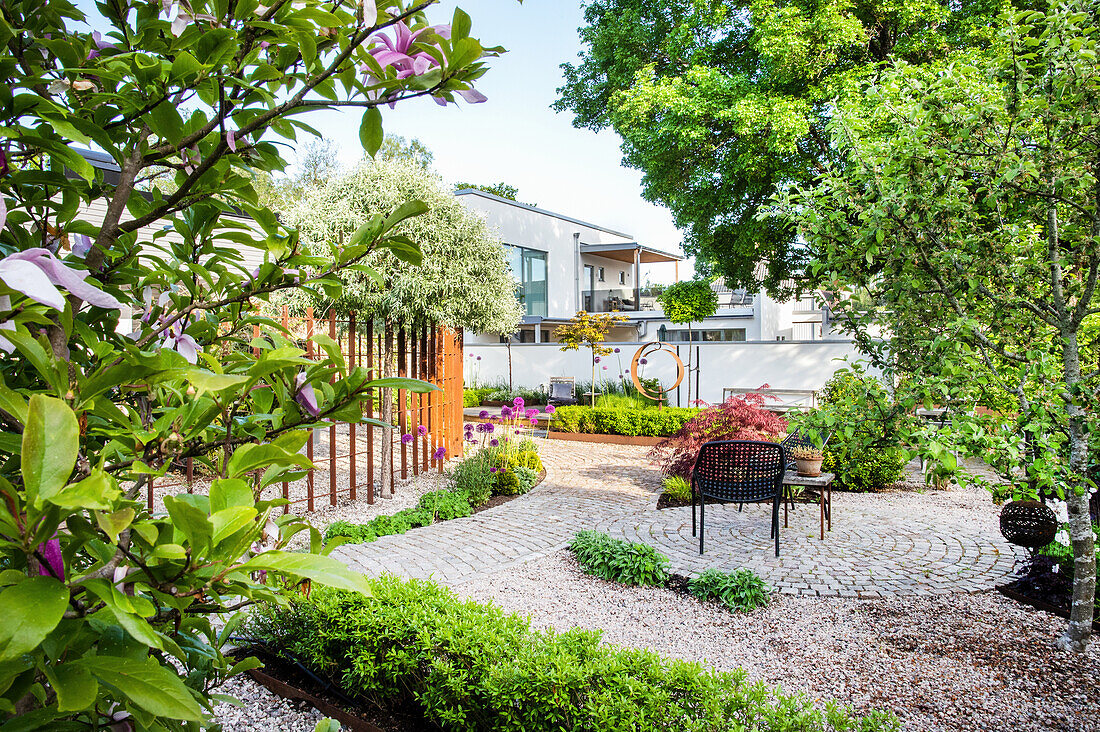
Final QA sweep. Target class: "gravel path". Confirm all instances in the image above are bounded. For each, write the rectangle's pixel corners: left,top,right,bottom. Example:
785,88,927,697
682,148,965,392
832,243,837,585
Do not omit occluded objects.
451,551,1100,732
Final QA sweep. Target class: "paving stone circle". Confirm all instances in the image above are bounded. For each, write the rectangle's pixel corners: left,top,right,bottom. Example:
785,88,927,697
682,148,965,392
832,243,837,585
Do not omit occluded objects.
334,441,1028,597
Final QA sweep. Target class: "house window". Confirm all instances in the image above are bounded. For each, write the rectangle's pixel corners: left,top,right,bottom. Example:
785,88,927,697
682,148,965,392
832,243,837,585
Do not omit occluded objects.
597,267,605,282
666,328,746,342
503,244,548,317
618,271,626,285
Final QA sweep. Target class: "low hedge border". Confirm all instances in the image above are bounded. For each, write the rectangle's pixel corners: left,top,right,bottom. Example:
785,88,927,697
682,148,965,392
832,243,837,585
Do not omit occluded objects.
246,576,900,732
551,405,699,437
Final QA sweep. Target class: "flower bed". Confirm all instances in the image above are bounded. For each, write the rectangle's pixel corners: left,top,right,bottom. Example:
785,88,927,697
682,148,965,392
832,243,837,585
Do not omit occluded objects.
550,405,698,437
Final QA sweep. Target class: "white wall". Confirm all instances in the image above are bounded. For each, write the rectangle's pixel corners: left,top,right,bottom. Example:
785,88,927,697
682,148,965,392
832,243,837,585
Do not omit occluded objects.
466,340,866,405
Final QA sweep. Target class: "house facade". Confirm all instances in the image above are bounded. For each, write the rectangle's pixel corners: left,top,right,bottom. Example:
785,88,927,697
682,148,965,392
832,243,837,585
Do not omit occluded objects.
455,189,844,345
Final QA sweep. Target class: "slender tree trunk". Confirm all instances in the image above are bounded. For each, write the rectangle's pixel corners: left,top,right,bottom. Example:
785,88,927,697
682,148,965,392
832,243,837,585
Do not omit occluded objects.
1057,327,1096,651
590,352,596,407
379,322,394,499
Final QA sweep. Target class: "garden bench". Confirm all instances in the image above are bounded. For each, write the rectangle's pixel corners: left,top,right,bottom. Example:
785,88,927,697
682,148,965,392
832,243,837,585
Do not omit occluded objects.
723,387,817,412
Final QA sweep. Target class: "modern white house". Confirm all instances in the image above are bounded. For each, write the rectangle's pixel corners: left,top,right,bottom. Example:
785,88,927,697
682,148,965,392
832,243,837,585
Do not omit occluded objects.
455,188,844,345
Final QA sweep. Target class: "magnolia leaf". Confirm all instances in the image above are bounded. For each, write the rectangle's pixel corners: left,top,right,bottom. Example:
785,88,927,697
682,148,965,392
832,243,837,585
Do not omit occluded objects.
46,470,120,510
45,663,98,712
359,106,383,158
22,395,79,507
238,551,371,594
0,577,69,661
78,656,205,721
95,508,135,544
364,377,438,393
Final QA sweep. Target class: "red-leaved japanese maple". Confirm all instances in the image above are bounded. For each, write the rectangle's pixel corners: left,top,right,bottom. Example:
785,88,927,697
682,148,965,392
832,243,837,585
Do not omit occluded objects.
650,391,788,478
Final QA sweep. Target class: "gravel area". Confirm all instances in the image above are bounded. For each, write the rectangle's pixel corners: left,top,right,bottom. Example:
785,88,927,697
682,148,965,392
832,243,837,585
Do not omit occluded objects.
211,673,329,731
451,551,1100,732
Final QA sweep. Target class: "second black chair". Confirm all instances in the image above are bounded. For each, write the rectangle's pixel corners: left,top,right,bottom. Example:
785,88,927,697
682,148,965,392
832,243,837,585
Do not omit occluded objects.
691,440,786,557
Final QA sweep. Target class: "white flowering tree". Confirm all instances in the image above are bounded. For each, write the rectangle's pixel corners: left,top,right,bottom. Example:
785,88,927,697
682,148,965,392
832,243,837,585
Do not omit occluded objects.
0,0,506,726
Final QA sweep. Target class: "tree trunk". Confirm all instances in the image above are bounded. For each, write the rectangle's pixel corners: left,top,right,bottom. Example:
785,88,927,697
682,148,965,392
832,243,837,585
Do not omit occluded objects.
1057,327,1096,651
590,353,596,407
379,322,394,499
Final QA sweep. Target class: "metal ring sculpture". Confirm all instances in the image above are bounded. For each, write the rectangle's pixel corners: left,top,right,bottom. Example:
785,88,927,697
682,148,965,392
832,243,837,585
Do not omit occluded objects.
630,341,684,407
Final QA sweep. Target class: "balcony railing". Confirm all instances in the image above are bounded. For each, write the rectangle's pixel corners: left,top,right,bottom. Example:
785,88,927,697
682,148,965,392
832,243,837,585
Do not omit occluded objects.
582,287,664,313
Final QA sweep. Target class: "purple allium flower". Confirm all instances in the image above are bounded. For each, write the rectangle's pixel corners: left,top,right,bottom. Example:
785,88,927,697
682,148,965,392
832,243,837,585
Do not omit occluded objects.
36,537,64,581
545,405,556,414
513,396,524,408
401,433,414,444
489,439,499,447
417,424,428,436
433,446,447,460
501,406,513,418
467,436,477,443
479,410,489,418
529,418,538,426
602,366,608,370
485,423,495,433
490,466,498,473
476,423,488,433
614,348,620,353
0,248,122,311
477,356,482,361
640,358,648,365
525,408,538,418
294,372,321,417
593,356,601,363
464,423,474,432
469,353,475,357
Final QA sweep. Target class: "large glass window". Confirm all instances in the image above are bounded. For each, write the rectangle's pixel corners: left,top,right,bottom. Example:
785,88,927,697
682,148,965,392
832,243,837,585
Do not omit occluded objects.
662,328,746,342
503,244,548,317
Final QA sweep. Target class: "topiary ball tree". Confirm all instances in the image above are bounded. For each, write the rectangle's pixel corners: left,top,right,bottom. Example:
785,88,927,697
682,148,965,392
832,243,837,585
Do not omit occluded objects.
657,279,718,401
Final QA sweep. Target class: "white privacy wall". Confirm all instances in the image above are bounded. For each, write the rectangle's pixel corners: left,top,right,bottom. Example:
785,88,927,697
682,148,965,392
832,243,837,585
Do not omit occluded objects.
465,341,867,405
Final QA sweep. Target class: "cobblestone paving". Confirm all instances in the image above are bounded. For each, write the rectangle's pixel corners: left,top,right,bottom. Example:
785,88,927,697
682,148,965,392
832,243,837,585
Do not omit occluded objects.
335,441,1028,596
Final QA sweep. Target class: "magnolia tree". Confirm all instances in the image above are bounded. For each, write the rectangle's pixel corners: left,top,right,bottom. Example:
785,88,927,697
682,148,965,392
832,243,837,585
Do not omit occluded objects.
554,311,628,406
778,3,1098,650
278,155,522,495
0,0,504,725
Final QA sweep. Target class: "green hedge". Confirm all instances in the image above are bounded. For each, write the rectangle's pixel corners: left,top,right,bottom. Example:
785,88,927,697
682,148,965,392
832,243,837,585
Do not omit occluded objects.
324,486,477,544
552,406,698,437
463,387,496,407
247,577,900,732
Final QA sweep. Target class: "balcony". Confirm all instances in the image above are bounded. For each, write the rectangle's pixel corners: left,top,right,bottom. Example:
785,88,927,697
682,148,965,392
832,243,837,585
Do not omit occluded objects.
582,287,664,313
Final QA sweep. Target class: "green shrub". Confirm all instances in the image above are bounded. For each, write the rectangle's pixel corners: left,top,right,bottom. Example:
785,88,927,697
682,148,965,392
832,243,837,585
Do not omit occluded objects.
324,489,476,544
508,449,544,473
420,489,474,521
513,466,538,492
596,393,650,410
569,531,670,586
823,446,908,492
661,475,692,503
464,387,497,407
246,578,899,732
552,406,697,437
486,385,546,403
494,468,523,496
688,569,771,612
453,454,495,506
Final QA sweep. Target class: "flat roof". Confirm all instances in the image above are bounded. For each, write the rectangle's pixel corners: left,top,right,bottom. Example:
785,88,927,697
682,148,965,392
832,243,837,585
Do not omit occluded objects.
578,241,683,263
454,188,635,239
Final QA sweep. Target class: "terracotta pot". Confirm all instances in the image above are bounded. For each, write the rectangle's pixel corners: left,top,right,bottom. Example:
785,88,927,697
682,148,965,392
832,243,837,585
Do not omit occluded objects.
795,457,823,477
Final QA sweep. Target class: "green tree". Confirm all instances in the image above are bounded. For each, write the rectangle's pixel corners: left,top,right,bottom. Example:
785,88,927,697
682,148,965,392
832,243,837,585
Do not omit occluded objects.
657,279,718,399
379,134,435,168
555,0,1012,294
555,312,629,405
0,0,501,725
454,180,534,206
778,3,1099,650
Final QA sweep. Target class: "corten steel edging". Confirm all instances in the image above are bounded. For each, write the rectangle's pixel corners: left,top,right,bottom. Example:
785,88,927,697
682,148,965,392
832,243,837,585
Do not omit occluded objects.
243,666,383,732
547,432,664,446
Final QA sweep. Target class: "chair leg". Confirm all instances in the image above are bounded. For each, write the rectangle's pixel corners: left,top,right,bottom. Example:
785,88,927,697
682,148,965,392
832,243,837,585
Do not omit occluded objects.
772,499,780,557
699,498,705,555
691,488,697,537
738,502,743,512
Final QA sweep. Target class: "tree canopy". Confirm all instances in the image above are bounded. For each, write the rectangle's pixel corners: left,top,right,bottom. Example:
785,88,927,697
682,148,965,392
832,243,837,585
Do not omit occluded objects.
283,157,523,334
454,180,535,206
555,0,1013,294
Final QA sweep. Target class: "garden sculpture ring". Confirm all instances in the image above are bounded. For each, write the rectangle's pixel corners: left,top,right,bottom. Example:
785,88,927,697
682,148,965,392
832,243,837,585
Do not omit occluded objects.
630,341,684,407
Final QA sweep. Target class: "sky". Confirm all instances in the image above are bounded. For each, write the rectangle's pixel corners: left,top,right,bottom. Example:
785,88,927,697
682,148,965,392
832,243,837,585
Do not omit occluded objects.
74,0,690,283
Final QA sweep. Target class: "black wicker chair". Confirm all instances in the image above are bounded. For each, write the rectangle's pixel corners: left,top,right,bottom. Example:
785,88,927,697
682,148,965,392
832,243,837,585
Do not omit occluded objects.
691,440,786,557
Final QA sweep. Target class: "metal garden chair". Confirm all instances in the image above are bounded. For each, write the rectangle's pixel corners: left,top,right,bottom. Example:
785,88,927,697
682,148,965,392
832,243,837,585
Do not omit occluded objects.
691,440,786,557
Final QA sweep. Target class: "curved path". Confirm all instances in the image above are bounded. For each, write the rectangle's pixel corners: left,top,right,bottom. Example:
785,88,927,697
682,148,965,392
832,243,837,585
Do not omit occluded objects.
334,441,1026,596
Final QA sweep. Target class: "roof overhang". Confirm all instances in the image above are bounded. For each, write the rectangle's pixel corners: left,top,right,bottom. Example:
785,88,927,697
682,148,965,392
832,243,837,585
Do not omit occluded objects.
579,242,682,264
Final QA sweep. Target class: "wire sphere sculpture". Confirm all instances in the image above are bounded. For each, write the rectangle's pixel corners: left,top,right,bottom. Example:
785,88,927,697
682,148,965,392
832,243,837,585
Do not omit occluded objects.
630,342,683,407
999,499,1059,549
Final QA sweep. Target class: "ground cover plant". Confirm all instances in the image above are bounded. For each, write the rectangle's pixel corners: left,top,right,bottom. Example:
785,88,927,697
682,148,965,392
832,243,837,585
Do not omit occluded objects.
688,568,771,613
246,577,901,732
661,475,692,503
570,530,670,586
552,405,697,437
0,0,505,725
651,392,788,478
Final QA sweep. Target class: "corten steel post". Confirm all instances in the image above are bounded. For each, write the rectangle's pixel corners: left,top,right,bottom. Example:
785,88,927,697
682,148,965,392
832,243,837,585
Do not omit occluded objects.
348,312,357,501
366,319,374,504
397,326,407,480
306,307,315,512
420,323,430,471
328,311,337,506
410,327,419,477
280,306,290,513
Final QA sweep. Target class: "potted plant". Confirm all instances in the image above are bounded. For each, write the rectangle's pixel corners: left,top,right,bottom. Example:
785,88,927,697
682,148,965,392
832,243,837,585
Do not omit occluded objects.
790,445,824,477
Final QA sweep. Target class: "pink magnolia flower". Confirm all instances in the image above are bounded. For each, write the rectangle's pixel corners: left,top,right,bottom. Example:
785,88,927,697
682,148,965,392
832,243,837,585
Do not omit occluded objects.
0,248,121,311
161,319,199,363
37,537,65,581
368,21,440,80
294,372,321,417
86,30,114,60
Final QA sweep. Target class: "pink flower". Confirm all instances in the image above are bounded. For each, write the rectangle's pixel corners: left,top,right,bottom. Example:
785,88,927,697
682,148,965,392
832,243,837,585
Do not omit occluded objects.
401,433,414,444
0,248,121,311
489,438,498,447
544,405,556,414
478,410,489,418
529,418,537,426
368,22,441,79
37,537,65,581
294,372,321,417
161,319,199,363
417,424,428,436
433,446,447,460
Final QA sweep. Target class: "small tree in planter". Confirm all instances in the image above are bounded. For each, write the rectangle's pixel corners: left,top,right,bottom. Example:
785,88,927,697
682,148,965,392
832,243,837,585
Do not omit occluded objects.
657,279,718,401
554,311,628,406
